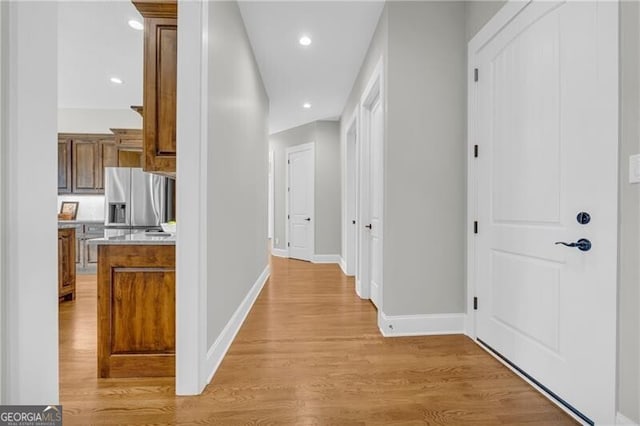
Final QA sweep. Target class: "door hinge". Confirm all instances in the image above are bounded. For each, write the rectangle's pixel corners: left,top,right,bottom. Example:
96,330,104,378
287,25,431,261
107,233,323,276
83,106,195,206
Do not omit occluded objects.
473,297,478,310
287,214,290,220
474,68,479,82
474,145,478,158
288,187,290,192
288,159,290,164
287,242,290,247
474,221,478,234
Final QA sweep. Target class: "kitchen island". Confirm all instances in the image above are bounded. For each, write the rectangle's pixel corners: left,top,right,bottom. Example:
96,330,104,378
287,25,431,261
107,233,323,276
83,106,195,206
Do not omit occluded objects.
88,231,175,378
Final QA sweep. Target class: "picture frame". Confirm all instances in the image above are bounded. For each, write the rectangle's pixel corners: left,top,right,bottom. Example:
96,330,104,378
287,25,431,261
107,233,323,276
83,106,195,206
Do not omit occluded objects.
59,201,79,220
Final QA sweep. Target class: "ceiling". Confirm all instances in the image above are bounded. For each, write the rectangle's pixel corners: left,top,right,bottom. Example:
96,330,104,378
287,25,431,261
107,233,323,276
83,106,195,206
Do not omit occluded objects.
58,1,143,109
238,1,385,134
58,1,384,134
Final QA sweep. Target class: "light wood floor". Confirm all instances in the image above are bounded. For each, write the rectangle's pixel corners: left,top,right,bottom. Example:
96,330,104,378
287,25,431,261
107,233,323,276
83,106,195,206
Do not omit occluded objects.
60,256,576,425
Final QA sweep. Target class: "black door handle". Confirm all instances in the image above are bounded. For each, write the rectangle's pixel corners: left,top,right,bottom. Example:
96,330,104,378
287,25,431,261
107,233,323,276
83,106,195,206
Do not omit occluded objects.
555,238,591,252
304,218,311,222
365,224,372,229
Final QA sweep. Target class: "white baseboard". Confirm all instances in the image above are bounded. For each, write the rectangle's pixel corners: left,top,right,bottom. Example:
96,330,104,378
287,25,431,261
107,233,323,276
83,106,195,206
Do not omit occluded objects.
271,247,288,258
339,256,347,274
204,265,270,384
617,413,639,425
311,254,341,264
378,311,466,337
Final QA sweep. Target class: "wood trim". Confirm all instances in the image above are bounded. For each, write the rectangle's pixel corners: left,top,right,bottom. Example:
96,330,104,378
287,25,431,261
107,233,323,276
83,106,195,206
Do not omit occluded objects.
132,0,177,19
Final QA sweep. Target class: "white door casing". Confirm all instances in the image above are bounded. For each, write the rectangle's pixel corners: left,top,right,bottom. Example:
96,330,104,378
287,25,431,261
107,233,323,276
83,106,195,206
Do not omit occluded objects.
286,143,315,261
469,1,618,424
358,59,384,307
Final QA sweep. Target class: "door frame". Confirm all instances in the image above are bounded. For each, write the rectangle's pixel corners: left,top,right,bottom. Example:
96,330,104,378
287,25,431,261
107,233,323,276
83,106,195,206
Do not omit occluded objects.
466,1,619,423
285,142,315,261
357,58,384,301
343,110,358,277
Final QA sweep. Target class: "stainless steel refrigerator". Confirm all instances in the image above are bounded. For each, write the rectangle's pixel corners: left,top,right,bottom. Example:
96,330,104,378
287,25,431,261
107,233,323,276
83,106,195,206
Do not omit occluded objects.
104,167,174,228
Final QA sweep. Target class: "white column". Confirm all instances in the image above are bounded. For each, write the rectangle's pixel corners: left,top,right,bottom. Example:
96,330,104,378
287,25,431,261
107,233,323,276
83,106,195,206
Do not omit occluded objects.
4,1,59,404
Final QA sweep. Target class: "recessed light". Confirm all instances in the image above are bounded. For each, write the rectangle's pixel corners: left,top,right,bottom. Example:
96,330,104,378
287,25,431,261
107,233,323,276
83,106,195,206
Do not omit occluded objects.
128,19,144,31
110,77,123,85
303,103,311,109
299,36,312,46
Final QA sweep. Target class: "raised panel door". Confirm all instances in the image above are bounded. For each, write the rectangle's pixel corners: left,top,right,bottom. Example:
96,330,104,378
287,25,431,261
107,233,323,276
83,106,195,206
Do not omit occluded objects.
72,140,99,193
58,139,71,194
142,17,177,173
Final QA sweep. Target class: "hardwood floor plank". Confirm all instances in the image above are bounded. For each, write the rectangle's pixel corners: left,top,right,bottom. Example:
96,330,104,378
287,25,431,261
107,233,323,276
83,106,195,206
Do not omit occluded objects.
60,256,576,425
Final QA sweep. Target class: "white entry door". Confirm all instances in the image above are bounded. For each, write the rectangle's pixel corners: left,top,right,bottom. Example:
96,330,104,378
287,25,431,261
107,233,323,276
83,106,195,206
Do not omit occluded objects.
287,143,314,261
359,63,384,308
472,1,618,424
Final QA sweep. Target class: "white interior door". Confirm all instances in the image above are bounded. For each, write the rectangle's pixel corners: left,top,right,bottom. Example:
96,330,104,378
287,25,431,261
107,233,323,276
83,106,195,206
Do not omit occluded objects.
473,2,618,424
287,143,314,261
368,96,383,308
346,119,358,276
358,63,384,307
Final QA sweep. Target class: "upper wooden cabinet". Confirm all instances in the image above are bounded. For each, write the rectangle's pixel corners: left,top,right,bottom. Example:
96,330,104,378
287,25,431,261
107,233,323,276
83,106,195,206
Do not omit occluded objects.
133,0,177,175
111,128,144,168
59,134,120,195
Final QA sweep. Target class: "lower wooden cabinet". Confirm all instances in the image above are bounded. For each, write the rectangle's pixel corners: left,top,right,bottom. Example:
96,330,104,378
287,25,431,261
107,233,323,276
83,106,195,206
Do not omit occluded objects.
97,244,175,378
58,228,76,302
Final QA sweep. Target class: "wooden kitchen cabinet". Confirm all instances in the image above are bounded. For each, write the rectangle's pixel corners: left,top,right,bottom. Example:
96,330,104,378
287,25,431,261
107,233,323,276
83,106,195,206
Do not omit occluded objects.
98,244,175,378
133,0,177,175
58,227,76,302
59,134,120,194
58,139,72,194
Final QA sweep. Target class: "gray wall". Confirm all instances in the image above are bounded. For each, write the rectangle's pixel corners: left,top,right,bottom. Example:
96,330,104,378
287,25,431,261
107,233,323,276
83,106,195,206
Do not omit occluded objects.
205,1,269,347
384,2,466,315
464,1,505,42
618,1,640,422
270,120,341,255
467,1,640,421
342,2,466,316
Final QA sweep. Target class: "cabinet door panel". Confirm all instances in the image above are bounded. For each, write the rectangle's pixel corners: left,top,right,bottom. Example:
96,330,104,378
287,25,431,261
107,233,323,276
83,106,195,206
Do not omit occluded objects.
142,18,177,173
72,141,99,193
58,140,72,194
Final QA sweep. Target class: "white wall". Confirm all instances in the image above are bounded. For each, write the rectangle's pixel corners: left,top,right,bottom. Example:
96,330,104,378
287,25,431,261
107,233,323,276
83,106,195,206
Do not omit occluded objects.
270,120,341,255
58,108,141,133
4,1,58,404
176,0,269,395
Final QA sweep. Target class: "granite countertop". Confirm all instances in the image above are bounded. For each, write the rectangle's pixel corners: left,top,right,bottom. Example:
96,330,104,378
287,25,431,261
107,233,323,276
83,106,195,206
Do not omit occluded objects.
58,224,79,230
58,219,105,225
87,230,175,246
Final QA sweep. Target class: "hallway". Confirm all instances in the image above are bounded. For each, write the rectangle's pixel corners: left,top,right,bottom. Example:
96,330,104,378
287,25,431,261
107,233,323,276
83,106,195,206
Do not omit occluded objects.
60,257,576,424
